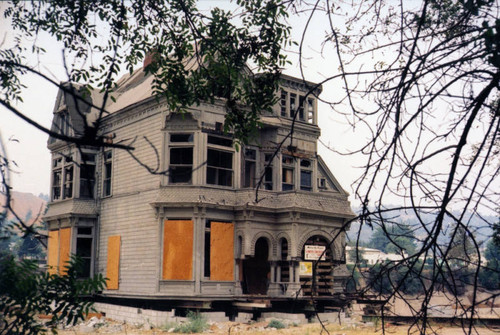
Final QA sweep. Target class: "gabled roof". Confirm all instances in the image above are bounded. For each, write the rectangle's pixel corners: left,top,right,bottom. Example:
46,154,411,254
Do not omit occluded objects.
317,155,349,196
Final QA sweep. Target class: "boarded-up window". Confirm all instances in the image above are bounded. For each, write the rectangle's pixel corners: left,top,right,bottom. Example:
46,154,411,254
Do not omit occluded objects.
47,230,59,275
106,235,121,290
162,220,194,280
59,227,72,275
210,222,234,281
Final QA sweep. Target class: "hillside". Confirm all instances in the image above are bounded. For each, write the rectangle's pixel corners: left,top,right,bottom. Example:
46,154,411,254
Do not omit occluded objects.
1,191,47,226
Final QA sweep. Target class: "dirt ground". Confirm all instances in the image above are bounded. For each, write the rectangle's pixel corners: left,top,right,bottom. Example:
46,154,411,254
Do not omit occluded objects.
56,319,500,335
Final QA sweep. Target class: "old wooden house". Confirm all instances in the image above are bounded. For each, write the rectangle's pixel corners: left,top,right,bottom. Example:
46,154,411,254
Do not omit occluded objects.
44,62,355,315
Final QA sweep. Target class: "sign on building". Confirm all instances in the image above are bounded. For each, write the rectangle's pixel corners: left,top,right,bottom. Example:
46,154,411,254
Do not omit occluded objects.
304,245,326,261
299,261,313,276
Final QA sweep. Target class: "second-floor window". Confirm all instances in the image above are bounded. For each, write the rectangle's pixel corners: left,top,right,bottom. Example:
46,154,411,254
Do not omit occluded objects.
103,150,113,197
282,155,294,191
263,153,273,190
243,148,256,188
51,154,74,201
300,159,313,191
169,133,194,184
207,135,233,187
80,153,95,198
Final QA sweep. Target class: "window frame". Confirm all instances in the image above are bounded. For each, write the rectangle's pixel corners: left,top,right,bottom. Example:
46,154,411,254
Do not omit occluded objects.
102,150,113,197
74,226,94,279
79,152,96,199
242,147,257,188
300,159,313,191
206,134,234,187
168,133,194,184
282,155,295,191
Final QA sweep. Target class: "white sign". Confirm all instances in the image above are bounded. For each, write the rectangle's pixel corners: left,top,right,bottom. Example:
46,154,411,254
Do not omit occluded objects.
304,245,326,261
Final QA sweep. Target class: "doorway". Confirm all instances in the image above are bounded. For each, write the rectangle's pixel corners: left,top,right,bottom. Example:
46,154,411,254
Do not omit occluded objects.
242,237,270,295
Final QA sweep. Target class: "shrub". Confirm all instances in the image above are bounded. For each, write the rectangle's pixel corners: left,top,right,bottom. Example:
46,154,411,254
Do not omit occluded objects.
267,319,286,329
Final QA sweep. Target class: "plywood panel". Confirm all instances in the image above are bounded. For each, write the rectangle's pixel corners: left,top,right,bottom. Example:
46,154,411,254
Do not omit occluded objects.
106,235,121,290
47,230,59,275
210,222,234,281
59,227,72,275
162,220,193,280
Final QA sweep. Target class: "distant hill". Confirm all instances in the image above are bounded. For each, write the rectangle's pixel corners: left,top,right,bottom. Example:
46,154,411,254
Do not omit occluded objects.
347,206,496,245
0,191,47,227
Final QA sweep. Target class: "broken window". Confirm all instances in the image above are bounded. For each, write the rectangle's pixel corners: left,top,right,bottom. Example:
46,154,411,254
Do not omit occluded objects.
103,150,113,197
307,98,314,124
63,164,74,199
300,159,313,191
75,227,93,278
298,95,305,120
280,90,288,117
207,135,233,187
52,167,62,201
263,153,273,190
243,148,256,188
80,153,95,198
282,155,294,191
169,133,193,184
289,93,296,118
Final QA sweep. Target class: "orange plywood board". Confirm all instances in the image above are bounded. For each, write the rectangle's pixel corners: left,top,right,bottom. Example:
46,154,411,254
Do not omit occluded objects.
162,220,194,280
106,235,121,290
47,230,59,275
210,222,234,281
59,227,72,275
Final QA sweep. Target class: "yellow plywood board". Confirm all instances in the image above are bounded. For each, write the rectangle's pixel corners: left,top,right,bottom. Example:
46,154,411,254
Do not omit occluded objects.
47,230,59,275
210,222,234,281
106,235,121,290
59,227,72,275
162,220,193,280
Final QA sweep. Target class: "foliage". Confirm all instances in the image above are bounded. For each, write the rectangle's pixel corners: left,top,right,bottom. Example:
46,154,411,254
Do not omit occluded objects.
366,223,417,255
346,264,362,293
0,255,106,335
267,319,286,329
479,238,500,290
2,0,291,146
173,311,208,334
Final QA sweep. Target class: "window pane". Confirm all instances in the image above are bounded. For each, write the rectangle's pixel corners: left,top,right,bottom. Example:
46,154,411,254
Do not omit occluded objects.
207,149,232,169
76,237,92,258
170,147,193,164
78,227,92,235
301,170,312,191
171,134,193,142
208,135,233,147
169,166,192,183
